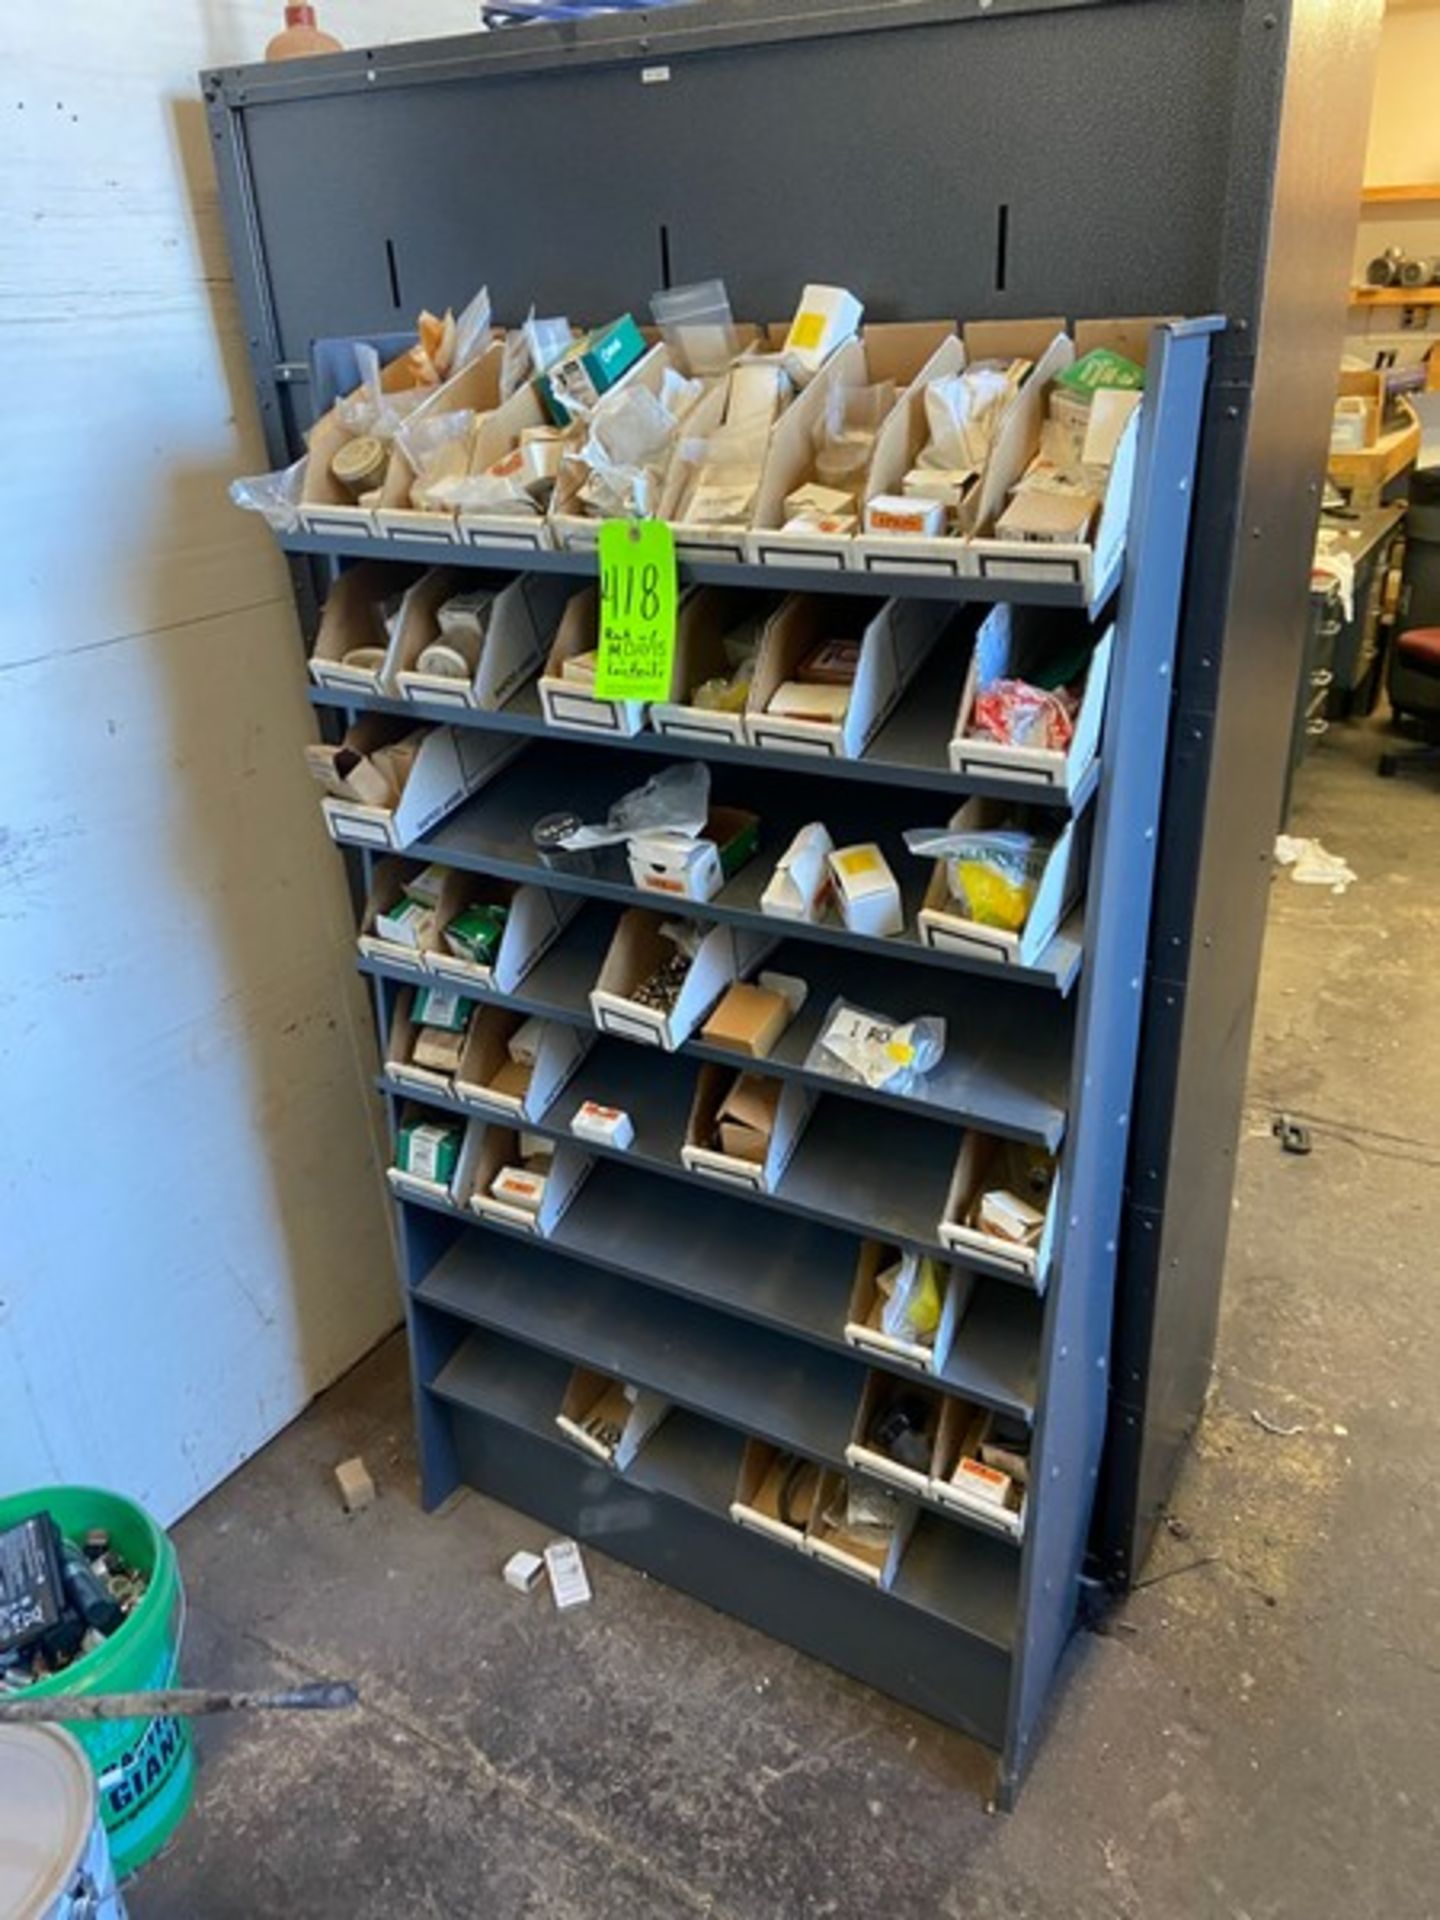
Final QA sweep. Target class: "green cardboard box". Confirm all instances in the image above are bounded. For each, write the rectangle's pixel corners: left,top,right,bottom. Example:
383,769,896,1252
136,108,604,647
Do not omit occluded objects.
540,314,647,423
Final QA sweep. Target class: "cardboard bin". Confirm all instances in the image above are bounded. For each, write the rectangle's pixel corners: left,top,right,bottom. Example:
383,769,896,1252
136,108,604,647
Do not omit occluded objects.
308,562,420,695
386,1103,485,1206
468,1127,593,1237
537,585,673,736
803,1470,916,1589
655,325,790,563
372,338,507,545
948,604,1114,799
451,377,569,554
843,1241,972,1375
932,1396,1029,1541
555,1368,672,1470
359,856,449,976
729,1441,823,1550
547,345,697,553
680,1064,814,1195
937,1133,1060,1289
915,797,1085,969
312,715,522,853
454,1006,589,1124
844,1373,946,1496
396,571,571,713
744,593,947,760
589,909,740,1051
648,586,783,747
428,879,580,995
384,984,481,1098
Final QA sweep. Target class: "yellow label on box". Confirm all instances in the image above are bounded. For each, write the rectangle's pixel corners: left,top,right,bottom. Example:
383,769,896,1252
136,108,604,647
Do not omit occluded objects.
788,311,826,352
836,848,882,878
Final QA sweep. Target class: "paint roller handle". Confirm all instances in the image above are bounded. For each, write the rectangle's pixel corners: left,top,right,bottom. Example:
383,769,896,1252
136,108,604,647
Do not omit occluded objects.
0,1680,360,1723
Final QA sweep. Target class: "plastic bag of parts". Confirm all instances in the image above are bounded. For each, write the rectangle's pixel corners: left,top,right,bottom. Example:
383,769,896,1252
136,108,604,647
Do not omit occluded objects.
451,283,494,374
810,379,896,501
556,762,711,853
921,364,1017,474
397,408,478,508
229,456,307,531
878,1252,944,1344
971,677,1077,753
805,999,945,1094
572,369,702,519
905,825,1050,932
650,279,739,378
336,342,432,440
674,413,773,527
826,1476,901,1551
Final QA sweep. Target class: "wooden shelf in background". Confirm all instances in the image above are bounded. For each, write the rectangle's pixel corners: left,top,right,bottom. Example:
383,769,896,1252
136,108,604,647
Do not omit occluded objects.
1360,183,1440,206
1349,286,1440,307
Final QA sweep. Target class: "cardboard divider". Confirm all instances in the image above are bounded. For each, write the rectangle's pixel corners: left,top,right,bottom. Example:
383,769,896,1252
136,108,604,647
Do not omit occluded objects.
468,1126,593,1236
916,797,1086,968
374,339,507,544
656,325,790,563
309,563,421,695
932,1396,1028,1541
318,720,524,852
746,323,957,569
803,1470,916,1589
453,379,567,552
844,1374,946,1496
386,1102,485,1206
384,984,480,1098
454,1006,589,1123
547,345,693,552
948,606,1114,798
744,593,948,759
427,879,580,994
728,1440,823,1550
937,1134,1059,1289
588,908,741,1051
555,1367,672,1470
396,571,570,712
359,857,444,976
626,805,760,903
843,1241,972,1375
537,585,668,736
648,587,785,746
967,318,1165,600
853,317,1064,578
679,1063,814,1194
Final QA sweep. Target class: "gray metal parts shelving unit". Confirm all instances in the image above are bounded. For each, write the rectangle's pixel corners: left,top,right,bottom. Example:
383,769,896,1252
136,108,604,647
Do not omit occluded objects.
204,0,1380,1799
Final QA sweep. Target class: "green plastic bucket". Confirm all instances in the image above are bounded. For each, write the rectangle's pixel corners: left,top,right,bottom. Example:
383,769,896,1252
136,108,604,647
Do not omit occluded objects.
0,1486,195,1878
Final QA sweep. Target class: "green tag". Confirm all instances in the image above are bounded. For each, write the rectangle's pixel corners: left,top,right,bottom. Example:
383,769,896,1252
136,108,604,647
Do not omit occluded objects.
594,518,678,702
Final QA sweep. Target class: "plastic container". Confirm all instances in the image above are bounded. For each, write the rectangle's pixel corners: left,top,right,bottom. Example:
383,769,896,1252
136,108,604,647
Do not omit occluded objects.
265,4,342,59
0,1724,125,1918
0,1487,194,1880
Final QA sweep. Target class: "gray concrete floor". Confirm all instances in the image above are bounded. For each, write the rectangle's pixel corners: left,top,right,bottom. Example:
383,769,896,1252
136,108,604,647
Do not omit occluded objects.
140,720,1440,1920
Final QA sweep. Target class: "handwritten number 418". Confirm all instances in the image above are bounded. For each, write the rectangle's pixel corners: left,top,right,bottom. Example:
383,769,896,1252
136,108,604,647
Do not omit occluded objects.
602,561,663,623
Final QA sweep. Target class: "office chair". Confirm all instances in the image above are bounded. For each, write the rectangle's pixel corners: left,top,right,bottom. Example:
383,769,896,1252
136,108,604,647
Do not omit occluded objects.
1379,626,1440,779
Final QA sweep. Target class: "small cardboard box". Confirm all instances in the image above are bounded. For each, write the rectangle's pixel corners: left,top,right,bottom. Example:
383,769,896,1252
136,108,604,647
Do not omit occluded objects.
453,379,567,553
916,797,1084,968
948,603,1114,799
626,806,760,903
729,1441,822,1550
396,571,571,713
589,909,739,1051
428,880,580,995
937,1134,1059,1288
843,1241,972,1375
308,563,418,695
852,318,1063,578
700,977,797,1059
385,984,481,1097
372,338,508,545
359,857,446,976
648,586,782,746
317,718,522,852
454,1006,588,1123
386,1103,485,1206
540,315,648,423
538,585,663,736
803,1470,916,1589
967,319,1162,602
468,1126,592,1236
547,345,695,552
744,593,946,759
844,1374,946,1496
555,1367,671,1469
680,1064,813,1194
746,325,956,568
932,1397,1028,1541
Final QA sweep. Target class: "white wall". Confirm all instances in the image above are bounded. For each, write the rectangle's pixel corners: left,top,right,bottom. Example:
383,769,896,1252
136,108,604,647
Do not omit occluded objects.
0,1,476,1523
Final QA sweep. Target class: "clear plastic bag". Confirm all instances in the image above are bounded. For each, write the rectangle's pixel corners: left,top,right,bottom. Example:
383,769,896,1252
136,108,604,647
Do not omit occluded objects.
229,457,307,531
810,379,895,499
675,412,772,525
650,279,739,377
921,365,1016,472
877,1253,944,1344
556,763,710,852
336,342,431,440
451,283,494,373
396,408,478,508
904,826,1050,931
805,999,945,1093
572,369,702,519
970,677,1077,752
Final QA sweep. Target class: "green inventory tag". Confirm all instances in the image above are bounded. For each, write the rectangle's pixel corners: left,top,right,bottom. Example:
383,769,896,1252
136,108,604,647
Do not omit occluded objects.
595,519,678,702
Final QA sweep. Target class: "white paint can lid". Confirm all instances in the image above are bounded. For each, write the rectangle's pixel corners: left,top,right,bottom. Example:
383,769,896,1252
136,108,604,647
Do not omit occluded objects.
0,1723,96,1919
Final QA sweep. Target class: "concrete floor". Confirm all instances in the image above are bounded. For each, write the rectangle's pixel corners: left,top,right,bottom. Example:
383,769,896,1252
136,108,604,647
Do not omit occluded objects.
139,720,1440,1920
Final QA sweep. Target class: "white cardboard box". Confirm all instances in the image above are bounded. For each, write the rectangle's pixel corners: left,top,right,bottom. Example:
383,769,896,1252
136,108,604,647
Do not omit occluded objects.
319,719,523,852
966,318,1161,602
372,339,507,545
679,1064,814,1195
359,857,445,978
454,1007,589,1123
396,571,570,712
589,909,740,1051
648,586,782,746
729,1440,822,1550
626,806,760,903
744,593,946,759
308,562,417,695
931,1396,1028,1541
746,324,958,570
915,796,1084,969
555,1368,671,1470
469,1129,592,1236
803,1469,916,1589
844,1373,945,1497
386,1105,485,1207
937,1133,1060,1289
428,880,581,995
843,1241,973,1375
537,584,666,735
759,822,834,924
948,605,1114,798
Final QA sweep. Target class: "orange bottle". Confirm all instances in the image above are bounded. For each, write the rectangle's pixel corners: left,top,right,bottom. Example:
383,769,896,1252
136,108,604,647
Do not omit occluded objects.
265,4,343,60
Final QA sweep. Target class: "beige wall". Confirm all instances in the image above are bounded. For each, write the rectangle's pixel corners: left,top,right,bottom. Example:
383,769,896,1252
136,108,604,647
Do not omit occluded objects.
0,2,475,1522
1348,2,1440,356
